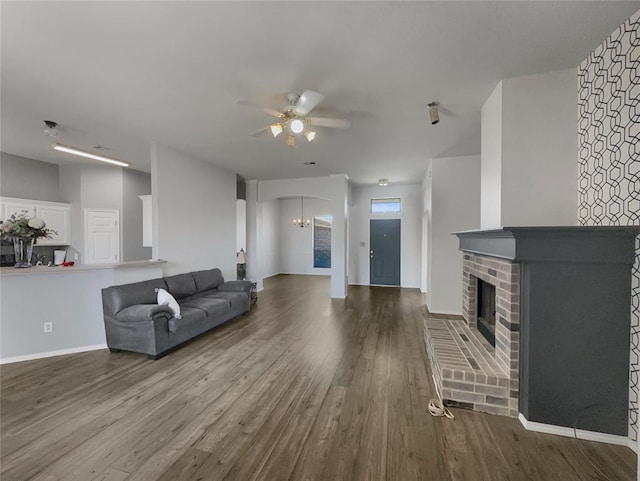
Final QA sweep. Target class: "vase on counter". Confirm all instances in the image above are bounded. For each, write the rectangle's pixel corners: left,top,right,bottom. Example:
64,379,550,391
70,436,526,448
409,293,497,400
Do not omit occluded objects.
13,238,35,268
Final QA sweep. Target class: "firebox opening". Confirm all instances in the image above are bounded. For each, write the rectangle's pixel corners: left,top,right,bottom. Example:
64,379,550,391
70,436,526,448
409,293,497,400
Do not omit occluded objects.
477,279,496,347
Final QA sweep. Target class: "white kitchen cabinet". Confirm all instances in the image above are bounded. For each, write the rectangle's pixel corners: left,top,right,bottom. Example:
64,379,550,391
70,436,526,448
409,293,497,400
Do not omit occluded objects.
36,205,70,245
3,201,36,219
1,197,71,246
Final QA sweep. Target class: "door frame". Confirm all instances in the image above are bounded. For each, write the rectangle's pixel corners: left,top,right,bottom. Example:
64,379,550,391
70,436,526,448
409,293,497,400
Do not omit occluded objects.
84,208,120,264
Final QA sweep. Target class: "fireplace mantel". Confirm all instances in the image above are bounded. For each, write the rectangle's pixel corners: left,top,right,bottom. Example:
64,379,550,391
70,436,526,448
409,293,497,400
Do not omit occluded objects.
454,226,639,264
451,225,639,437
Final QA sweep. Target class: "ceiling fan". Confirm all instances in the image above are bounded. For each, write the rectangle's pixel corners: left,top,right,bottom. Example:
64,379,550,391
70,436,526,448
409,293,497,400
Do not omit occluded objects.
241,90,351,147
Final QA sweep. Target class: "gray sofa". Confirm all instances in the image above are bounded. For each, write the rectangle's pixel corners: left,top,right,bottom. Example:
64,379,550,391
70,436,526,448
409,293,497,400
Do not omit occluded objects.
101,268,252,359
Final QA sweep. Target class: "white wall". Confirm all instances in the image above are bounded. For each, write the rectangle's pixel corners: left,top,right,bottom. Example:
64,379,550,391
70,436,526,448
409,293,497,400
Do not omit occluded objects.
501,68,578,226
427,156,481,315
151,142,236,279
349,184,422,288
480,69,578,228
279,197,332,276
480,82,502,229
260,199,280,278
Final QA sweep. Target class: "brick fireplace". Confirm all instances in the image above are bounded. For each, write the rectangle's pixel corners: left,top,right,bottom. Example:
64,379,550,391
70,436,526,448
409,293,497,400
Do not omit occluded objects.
424,226,639,436
424,252,521,417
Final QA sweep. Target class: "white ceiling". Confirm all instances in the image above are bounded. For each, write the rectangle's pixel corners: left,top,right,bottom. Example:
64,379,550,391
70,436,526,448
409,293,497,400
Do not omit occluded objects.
2,1,638,185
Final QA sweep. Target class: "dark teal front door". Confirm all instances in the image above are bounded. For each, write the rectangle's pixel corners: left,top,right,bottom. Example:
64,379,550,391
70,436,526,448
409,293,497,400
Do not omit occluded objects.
370,219,401,286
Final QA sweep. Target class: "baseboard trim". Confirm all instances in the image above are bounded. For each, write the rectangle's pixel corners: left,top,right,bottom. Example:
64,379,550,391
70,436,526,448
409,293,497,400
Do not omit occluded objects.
518,413,630,448
0,344,108,365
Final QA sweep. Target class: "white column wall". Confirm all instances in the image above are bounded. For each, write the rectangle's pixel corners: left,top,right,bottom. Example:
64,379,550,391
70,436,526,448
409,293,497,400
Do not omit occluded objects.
501,68,578,226
423,156,481,315
151,142,236,279
480,82,503,229
245,179,264,291
480,69,578,228
260,199,280,279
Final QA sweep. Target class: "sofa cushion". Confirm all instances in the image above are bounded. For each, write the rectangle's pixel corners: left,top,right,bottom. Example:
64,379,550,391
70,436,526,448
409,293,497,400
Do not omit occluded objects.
164,273,197,299
168,306,207,334
181,297,230,319
104,278,167,315
192,269,225,292
206,291,248,313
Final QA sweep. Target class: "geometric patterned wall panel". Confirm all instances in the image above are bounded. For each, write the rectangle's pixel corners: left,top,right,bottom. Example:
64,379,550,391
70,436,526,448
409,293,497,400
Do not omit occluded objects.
578,8,640,442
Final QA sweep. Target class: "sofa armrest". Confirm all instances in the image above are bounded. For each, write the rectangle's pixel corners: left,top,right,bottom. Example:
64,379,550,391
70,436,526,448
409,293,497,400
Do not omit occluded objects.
218,280,252,297
115,304,174,323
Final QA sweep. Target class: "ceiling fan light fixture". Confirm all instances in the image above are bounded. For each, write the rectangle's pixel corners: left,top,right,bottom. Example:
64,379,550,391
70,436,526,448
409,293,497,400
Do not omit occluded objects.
270,124,284,137
378,178,389,187
286,133,296,147
290,119,304,134
305,131,316,142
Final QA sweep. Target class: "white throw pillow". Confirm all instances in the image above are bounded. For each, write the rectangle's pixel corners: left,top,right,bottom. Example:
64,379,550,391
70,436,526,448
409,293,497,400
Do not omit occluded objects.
156,288,182,319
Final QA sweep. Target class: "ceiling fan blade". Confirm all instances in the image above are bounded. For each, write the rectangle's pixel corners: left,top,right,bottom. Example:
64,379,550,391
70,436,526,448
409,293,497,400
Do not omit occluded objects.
238,100,283,118
293,90,324,116
248,126,269,137
307,117,351,129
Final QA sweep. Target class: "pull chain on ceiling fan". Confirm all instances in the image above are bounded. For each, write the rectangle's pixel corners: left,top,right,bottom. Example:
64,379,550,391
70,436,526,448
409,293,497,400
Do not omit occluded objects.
241,90,351,147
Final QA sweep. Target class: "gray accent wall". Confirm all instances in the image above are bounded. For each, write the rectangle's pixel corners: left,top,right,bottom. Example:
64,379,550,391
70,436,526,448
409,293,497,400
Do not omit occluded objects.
123,169,151,261
59,164,151,262
0,152,61,202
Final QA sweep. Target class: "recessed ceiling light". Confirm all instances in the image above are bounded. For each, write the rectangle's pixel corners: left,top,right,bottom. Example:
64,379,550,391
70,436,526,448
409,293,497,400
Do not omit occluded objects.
378,178,389,186
51,143,130,167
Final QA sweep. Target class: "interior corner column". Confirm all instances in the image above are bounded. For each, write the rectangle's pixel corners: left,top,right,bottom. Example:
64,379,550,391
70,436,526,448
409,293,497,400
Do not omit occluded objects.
149,141,160,262
245,179,264,291
330,174,349,298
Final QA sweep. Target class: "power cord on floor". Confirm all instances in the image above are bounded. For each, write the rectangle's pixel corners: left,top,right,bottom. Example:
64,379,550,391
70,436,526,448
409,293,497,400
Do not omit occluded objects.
428,399,455,419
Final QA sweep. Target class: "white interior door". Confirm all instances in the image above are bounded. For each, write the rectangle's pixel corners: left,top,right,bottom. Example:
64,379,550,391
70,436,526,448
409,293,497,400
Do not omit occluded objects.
84,209,119,264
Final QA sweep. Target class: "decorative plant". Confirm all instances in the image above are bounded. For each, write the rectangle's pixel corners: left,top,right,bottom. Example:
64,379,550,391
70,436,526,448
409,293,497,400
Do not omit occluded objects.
0,212,56,241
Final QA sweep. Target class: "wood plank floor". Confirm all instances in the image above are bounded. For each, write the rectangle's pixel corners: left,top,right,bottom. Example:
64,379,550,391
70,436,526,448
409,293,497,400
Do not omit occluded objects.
1,274,636,481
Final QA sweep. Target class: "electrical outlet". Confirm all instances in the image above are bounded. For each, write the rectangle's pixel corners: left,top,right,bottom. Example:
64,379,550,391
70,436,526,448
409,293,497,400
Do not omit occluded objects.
43,322,53,333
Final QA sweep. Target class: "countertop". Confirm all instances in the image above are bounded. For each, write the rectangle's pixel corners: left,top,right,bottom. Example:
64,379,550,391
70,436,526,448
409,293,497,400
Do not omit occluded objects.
0,259,166,276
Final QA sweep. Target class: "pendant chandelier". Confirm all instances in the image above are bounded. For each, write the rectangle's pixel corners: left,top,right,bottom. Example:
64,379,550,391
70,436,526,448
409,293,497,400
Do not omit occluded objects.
292,196,311,228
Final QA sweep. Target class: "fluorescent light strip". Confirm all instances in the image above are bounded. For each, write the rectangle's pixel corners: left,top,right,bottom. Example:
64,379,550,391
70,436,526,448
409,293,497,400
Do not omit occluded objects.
52,143,130,167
